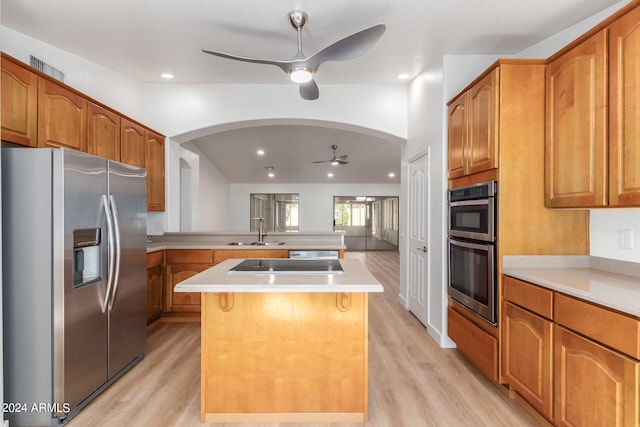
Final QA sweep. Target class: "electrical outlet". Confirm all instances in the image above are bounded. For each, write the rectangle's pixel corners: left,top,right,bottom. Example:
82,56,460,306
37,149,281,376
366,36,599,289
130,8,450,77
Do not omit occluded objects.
618,229,634,250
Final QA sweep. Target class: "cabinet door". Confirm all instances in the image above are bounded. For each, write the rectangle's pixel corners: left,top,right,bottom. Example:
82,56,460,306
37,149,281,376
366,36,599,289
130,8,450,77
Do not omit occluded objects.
147,264,163,324
165,263,211,312
467,68,499,175
1,58,38,147
503,302,553,421
87,102,121,161
120,118,146,168
545,30,608,207
38,78,87,151
447,94,467,179
609,6,640,206
146,130,165,211
554,326,639,427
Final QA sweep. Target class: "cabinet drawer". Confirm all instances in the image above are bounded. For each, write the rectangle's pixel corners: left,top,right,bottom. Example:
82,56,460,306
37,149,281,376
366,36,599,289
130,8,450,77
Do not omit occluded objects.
448,306,498,381
147,250,164,268
166,249,213,264
555,293,640,360
503,275,553,319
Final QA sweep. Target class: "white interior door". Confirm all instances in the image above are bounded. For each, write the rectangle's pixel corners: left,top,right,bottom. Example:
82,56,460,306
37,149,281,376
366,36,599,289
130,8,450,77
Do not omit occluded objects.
408,153,429,325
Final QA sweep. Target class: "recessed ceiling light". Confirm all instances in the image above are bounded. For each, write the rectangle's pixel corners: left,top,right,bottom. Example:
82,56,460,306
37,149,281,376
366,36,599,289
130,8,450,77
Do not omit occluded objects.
397,73,410,80
268,173,275,178
327,172,334,178
388,172,396,177
161,73,174,79
257,149,265,156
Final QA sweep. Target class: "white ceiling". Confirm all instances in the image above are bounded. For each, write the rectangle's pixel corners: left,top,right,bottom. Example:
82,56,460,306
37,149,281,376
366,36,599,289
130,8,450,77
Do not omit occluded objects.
1,0,625,183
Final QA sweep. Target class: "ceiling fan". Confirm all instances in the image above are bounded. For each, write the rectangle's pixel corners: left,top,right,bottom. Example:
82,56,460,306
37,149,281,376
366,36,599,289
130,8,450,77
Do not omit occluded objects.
312,145,349,165
202,10,386,101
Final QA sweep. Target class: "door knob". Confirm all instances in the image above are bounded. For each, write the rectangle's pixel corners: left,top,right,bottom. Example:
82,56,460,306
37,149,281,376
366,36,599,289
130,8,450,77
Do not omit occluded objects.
417,246,427,253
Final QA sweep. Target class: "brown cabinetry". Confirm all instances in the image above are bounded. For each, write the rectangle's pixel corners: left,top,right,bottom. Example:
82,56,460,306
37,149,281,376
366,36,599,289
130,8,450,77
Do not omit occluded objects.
546,4,640,207
502,277,554,421
502,275,640,426
120,118,146,169
146,251,164,324
87,102,121,161
554,326,638,427
0,54,165,211
146,130,165,212
608,5,640,206
165,250,214,313
447,68,499,179
38,78,87,151
1,57,38,147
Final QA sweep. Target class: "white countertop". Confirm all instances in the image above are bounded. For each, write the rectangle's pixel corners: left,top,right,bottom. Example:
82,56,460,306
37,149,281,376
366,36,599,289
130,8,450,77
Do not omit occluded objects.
148,241,345,252
503,256,640,317
174,258,384,293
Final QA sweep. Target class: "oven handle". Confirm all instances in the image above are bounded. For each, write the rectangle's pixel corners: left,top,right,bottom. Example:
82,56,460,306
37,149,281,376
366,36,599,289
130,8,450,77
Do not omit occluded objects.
448,198,492,207
448,237,494,252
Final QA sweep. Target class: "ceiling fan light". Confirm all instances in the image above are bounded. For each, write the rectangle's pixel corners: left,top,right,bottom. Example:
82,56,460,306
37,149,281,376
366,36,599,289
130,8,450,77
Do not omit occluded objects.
290,66,313,83
331,160,339,166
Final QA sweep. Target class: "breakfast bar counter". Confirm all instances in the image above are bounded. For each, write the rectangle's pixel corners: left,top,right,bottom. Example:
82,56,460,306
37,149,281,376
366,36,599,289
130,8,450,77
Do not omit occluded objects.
175,258,383,423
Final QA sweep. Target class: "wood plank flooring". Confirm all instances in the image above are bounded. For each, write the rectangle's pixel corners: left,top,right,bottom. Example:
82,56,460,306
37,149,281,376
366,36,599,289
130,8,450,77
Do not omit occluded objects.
69,251,541,427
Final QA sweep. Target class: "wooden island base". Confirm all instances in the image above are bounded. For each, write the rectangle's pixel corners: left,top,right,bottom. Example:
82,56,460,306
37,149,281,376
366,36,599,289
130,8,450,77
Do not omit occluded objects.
201,291,369,423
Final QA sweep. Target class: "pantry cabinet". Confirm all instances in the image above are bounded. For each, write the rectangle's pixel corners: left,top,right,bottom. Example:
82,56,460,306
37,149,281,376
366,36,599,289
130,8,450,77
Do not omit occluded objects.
545,4,640,207
37,78,87,151
447,68,499,179
1,57,38,147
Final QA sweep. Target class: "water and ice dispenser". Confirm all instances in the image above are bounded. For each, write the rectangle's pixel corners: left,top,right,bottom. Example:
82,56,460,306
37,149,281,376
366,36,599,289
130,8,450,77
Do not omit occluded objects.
73,228,102,287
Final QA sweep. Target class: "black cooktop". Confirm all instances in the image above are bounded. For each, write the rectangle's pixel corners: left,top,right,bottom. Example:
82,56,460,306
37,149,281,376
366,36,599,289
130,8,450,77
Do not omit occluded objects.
228,258,343,275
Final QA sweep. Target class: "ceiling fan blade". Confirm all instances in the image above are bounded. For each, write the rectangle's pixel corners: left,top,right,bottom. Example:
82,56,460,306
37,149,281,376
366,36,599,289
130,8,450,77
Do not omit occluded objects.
299,79,319,100
306,24,386,71
336,154,348,160
202,49,296,74
311,160,329,164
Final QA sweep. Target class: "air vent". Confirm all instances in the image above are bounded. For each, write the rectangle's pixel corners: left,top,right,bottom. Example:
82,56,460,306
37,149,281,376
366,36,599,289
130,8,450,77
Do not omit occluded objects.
29,55,65,82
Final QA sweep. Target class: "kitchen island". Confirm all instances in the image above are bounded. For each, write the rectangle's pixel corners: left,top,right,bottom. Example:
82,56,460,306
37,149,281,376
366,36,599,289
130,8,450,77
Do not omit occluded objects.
175,258,383,423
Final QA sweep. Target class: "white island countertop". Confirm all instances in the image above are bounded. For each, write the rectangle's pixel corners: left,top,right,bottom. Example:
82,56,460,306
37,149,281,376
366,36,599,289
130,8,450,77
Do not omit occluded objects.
175,258,384,293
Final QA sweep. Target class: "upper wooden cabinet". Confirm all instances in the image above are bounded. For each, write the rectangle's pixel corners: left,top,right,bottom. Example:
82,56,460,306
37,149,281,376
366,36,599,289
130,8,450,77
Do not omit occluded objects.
38,78,87,151
1,57,38,147
546,4,640,208
146,130,165,212
0,54,166,211
447,68,499,179
87,102,121,161
609,5,640,206
120,118,146,169
545,30,608,208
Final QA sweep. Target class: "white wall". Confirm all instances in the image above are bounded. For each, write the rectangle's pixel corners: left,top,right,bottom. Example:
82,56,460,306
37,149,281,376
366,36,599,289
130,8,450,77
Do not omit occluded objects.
590,210,640,262
229,183,400,232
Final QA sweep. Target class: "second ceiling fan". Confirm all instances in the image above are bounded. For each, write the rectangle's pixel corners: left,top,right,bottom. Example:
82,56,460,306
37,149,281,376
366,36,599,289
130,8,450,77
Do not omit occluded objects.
202,10,386,101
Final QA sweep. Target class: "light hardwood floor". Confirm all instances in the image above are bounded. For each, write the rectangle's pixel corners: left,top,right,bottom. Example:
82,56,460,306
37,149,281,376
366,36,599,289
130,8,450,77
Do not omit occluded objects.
70,251,541,427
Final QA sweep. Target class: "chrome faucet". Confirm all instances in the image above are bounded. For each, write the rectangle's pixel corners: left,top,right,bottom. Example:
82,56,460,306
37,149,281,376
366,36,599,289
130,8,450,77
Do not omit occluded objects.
253,217,266,243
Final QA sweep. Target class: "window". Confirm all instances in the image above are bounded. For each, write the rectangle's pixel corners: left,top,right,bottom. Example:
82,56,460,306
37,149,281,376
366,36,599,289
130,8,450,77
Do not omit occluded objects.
250,193,299,232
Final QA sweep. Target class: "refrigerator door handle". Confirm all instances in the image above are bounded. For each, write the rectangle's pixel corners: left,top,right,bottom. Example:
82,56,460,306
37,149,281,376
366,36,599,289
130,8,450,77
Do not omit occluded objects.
107,195,122,311
102,195,116,313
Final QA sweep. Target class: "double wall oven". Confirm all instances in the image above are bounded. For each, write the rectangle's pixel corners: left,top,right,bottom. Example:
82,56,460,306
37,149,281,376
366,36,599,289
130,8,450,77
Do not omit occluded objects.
447,181,497,324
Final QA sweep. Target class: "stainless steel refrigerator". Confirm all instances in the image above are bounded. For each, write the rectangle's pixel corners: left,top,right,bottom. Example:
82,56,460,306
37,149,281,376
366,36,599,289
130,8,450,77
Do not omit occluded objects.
2,147,147,426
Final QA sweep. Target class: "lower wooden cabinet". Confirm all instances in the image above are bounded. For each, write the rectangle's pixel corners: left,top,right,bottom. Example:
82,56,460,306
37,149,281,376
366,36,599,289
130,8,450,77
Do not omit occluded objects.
165,250,214,313
447,305,498,382
554,326,639,427
502,302,553,421
146,251,164,324
502,275,640,426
